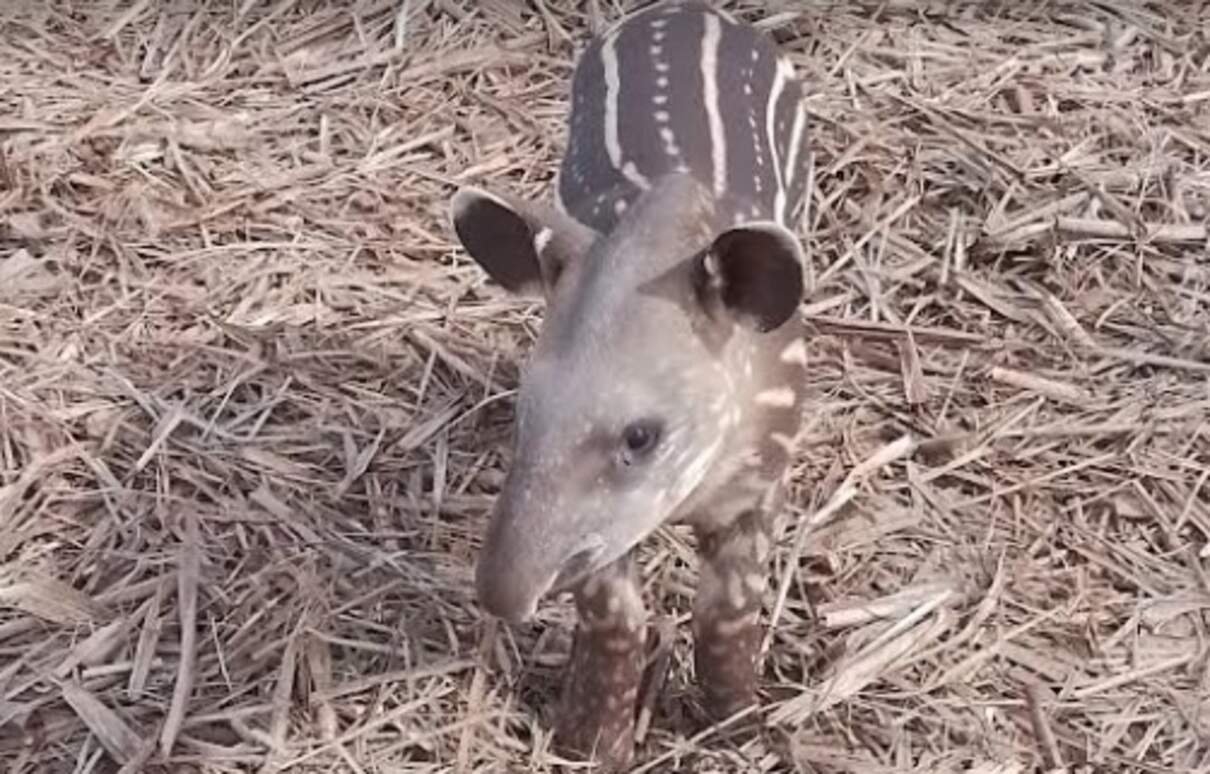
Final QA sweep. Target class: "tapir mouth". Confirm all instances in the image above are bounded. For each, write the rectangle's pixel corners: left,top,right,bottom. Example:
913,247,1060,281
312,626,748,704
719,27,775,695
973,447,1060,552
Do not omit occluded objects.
548,535,607,594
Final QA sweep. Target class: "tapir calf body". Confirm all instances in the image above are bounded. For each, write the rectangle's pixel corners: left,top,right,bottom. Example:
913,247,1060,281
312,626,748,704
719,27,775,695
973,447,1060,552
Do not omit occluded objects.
450,1,809,767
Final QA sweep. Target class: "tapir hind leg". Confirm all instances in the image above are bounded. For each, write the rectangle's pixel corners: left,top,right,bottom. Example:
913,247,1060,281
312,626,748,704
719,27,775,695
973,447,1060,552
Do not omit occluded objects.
554,552,646,770
692,508,775,721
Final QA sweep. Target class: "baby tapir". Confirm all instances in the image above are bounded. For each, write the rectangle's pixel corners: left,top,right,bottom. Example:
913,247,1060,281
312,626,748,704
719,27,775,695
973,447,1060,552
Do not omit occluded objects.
449,0,809,767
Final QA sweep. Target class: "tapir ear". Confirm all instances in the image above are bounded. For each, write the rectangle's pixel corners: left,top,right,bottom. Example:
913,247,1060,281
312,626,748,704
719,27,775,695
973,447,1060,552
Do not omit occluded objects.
696,221,804,332
449,186,596,298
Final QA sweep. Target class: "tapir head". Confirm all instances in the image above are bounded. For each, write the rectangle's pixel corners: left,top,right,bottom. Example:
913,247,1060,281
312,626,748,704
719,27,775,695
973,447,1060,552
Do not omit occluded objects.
449,173,804,623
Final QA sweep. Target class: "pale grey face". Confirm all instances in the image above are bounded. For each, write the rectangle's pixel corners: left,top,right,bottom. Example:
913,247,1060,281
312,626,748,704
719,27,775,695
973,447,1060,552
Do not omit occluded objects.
450,174,804,623
486,280,735,618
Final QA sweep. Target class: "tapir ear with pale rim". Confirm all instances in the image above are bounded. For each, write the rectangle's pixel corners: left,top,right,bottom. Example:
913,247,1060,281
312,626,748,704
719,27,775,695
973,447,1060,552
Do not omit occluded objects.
697,220,805,332
449,186,597,298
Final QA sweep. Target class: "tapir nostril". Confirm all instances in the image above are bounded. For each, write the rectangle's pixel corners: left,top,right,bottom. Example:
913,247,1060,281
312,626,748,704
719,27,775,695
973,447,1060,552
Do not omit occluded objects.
551,539,606,591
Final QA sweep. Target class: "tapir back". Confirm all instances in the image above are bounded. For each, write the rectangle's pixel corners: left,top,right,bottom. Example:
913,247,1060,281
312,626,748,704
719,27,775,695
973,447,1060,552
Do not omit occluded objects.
556,1,809,236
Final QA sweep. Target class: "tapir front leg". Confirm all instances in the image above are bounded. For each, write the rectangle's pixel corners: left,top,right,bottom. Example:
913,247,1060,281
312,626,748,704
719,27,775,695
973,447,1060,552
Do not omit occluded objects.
555,553,646,770
692,509,775,721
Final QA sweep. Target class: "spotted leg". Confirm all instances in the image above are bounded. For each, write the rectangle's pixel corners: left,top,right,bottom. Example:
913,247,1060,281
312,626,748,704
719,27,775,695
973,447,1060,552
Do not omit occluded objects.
554,553,646,771
692,509,775,721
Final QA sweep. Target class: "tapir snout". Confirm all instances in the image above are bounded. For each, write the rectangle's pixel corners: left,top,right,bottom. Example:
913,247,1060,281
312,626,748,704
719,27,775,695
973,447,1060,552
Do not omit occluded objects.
473,476,607,623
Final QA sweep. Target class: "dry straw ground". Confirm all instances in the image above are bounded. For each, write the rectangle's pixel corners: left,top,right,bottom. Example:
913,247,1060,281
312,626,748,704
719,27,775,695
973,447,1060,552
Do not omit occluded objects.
1,0,1208,772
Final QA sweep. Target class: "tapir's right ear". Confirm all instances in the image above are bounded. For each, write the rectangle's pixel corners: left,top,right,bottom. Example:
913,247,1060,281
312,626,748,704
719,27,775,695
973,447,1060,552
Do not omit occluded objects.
449,186,597,299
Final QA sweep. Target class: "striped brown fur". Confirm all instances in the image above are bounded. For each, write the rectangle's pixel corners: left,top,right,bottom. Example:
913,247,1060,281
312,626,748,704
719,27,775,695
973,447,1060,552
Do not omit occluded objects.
557,1,809,236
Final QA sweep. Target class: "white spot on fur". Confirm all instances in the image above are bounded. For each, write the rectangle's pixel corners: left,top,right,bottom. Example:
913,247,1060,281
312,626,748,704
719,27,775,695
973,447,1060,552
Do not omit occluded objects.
657,75,669,88
653,93,668,105
767,58,791,225
532,227,552,256
754,531,772,562
785,100,808,191
727,573,746,609
651,44,662,56
659,126,681,159
605,633,634,653
602,33,650,190
655,110,670,123
770,431,796,454
614,199,627,215
780,338,808,365
701,13,726,197
622,161,647,188
744,572,768,594
755,387,796,408
714,613,758,636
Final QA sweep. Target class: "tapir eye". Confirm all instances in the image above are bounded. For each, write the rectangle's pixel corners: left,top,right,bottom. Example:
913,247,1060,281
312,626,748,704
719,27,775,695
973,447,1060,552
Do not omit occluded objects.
621,419,662,462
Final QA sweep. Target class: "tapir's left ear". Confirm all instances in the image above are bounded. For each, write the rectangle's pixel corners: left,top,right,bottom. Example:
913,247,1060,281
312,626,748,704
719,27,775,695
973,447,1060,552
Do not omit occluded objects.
450,186,597,299
697,221,804,332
